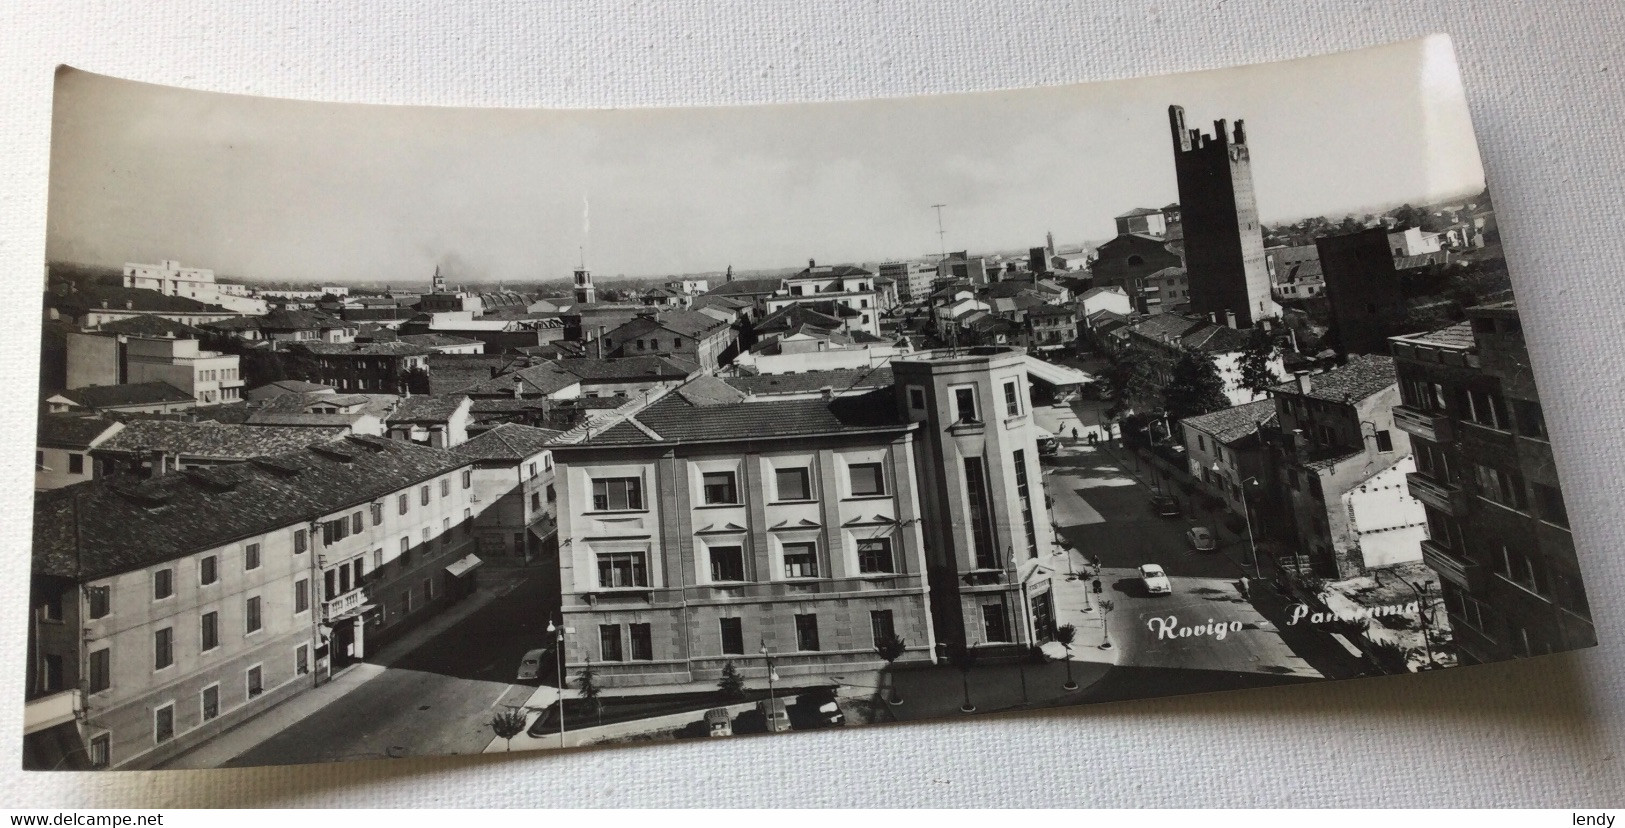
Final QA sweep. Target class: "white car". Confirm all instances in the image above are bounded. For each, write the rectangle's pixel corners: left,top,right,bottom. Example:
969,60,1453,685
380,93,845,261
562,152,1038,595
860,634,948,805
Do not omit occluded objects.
1140,564,1172,595
1185,526,1217,552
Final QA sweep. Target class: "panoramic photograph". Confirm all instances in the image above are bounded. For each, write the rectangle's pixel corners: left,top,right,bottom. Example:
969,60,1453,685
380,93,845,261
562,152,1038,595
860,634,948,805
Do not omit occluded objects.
24,35,1597,771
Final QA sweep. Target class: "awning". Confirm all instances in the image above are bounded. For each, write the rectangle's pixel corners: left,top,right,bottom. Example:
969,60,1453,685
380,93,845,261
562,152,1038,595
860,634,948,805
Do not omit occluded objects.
1022,354,1094,387
446,553,484,578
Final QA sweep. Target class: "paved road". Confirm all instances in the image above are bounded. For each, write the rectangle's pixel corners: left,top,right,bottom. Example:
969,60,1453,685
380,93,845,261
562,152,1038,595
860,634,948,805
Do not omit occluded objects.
226,568,549,766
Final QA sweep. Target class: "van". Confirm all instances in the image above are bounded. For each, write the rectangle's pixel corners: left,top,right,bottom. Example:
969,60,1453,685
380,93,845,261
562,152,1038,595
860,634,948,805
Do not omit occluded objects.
704,707,733,737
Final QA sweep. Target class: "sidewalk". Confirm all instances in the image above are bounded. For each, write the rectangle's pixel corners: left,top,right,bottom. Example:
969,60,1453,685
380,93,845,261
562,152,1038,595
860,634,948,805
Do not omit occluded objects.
158,578,515,769
487,670,888,752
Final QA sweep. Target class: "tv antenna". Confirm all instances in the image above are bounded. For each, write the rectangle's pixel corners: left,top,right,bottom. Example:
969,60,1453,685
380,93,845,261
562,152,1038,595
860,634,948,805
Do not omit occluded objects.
930,204,948,260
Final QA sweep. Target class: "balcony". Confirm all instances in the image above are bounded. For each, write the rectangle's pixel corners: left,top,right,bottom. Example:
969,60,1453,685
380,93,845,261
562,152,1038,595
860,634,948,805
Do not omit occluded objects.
1421,539,1486,591
23,689,81,736
1393,405,1453,443
1406,472,1469,516
322,588,368,622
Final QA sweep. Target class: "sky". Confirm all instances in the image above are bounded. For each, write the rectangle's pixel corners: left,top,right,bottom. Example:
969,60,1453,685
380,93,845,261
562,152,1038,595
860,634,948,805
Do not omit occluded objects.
46,36,1485,284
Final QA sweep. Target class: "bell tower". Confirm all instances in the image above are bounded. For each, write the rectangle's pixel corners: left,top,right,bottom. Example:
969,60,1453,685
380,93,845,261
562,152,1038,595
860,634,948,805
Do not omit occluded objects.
573,265,596,304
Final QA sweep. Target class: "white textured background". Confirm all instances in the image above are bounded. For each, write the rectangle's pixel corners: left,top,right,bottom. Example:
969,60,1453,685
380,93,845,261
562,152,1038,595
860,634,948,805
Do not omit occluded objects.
2,1,1623,809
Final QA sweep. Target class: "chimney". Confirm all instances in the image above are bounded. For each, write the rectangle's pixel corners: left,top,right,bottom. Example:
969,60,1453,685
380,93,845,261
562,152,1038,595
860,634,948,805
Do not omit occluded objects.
808,259,816,269
513,373,524,399
148,450,168,478
1225,310,1237,329
1233,119,1246,144
1295,372,1312,394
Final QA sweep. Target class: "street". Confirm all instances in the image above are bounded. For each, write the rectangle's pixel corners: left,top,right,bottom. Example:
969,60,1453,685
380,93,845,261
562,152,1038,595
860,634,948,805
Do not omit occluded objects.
224,567,550,766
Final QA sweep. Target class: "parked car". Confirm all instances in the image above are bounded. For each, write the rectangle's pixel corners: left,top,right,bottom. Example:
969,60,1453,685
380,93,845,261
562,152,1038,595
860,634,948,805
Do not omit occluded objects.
1185,526,1217,552
516,647,548,682
758,697,791,733
1140,563,1172,595
704,707,733,737
795,688,846,728
1150,495,1180,517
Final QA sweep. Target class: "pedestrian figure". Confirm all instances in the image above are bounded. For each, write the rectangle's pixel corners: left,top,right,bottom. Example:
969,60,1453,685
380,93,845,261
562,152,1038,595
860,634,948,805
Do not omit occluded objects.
1239,576,1251,600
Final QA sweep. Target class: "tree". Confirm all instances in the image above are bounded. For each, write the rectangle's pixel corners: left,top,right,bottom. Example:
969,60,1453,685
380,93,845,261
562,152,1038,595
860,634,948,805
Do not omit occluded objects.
489,706,528,752
1053,623,1079,691
947,642,979,713
1101,353,1135,419
874,632,909,705
716,660,746,701
1162,346,1230,423
1237,328,1282,398
575,665,604,725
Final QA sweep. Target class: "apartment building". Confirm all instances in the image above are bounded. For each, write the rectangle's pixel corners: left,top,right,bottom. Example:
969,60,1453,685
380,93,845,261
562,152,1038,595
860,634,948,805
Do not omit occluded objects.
548,378,935,687
25,436,476,769
1267,354,1427,578
891,347,1058,656
1389,304,1593,663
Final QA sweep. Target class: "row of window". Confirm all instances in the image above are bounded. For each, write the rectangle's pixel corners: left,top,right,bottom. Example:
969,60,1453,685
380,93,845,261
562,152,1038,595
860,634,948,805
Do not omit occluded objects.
597,610,900,662
1471,463,1569,527
1400,378,1548,440
905,379,1024,425
597,536,899,590
126,644,312,764
590,462,888,512
85,583,300,696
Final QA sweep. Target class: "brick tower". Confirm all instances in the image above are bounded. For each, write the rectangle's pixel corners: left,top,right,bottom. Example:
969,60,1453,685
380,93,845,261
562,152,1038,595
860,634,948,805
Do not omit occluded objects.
1168,105,1279,327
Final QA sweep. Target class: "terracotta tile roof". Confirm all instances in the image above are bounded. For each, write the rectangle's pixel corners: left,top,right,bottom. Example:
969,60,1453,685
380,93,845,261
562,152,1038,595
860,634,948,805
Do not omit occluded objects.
724,367,894,396
295,341,432,357
95,315,204,339
53,382,193,409
1180,399,1278,445
1115,207,1162,218
96,420,347,458
608,309,729,340
32,436,470,581
396,333,483,349
452,423,561,462
244,410,371,428
553,356,699,382
48,285,234,316
580,386,907,447
37,414,121,449
1270,354,1397,403
1392,321,1474,350
704,277,783,297
387,395,470,423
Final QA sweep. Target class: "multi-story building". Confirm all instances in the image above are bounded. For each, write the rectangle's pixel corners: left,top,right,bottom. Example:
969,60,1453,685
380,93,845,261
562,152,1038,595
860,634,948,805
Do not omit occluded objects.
1168,106,1279,327
892,348,1058,656
1114,207,1170,237
763,262,884,337
1024,304,1077,352
64,324,242,406
26,436,476,769
119,261,269,315
35,414,123,491
877,261,932,305
600,309,736,372
1179,399,1277,520
125,337,244,406
1267,354,1427,578
1316,228,1409,355
453,423,560,567
92,420,349,479
1389,304,1593,663
291,341,432,394
549,378,936,687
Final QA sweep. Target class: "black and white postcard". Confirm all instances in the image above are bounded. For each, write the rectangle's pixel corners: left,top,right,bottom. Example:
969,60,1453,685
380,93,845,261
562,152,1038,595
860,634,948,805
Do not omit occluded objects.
24,34,1597,770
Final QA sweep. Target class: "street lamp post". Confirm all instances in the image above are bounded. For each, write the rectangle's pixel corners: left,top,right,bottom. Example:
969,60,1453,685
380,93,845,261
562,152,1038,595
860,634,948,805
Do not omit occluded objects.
545,618,572,750
759,638,780,729
1219,465,1264,578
